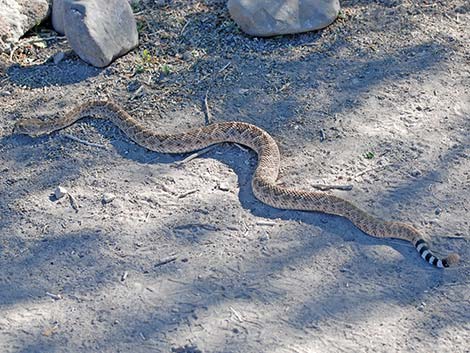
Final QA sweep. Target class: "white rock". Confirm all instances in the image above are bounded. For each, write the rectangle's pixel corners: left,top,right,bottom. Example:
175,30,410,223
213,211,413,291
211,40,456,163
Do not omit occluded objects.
228,0,340,37
0,0,51,51
218,182,230,191
54,186,68,199
102,193,116,204
61,0,139,67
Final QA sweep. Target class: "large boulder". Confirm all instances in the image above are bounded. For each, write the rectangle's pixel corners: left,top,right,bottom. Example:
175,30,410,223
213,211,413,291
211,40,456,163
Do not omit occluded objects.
228,0,340,37
0,0,51,51
62,0,139,67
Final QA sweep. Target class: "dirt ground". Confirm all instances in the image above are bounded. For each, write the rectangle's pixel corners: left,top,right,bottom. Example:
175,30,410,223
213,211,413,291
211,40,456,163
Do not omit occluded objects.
1,0,469,352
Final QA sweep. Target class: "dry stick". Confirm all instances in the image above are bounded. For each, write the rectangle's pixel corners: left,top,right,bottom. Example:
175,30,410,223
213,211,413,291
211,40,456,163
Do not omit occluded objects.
203,62,232,125
63,133,107,149
256,220,277,226
230,307,244,322
177,189,198,199
234,143,249,152
311,183,353,191
130,85,144,100
155,255,178,267
121,271,129,282
46,292,62,300
354,162,392,179
68,193,79,212
204,88,213,125
218,62,232,74
180,20,191,36
440,235,469,240
176,145,216,165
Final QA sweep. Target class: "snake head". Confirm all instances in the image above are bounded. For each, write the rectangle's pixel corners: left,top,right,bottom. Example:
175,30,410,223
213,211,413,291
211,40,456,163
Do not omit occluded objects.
13,118,50,137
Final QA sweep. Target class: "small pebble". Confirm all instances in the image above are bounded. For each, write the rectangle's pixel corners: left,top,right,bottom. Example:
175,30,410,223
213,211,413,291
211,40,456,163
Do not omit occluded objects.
410,169,422,177
54,186,68,199
435,207,442,215
218,182,230,191
102,193,116,204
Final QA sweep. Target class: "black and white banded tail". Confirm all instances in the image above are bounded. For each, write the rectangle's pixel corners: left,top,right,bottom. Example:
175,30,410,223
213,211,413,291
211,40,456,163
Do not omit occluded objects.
415,239,459,268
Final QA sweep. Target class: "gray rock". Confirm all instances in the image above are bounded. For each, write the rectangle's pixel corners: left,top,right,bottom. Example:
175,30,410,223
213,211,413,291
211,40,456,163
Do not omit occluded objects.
0,0,51,51
228,0,340,37
52,0,66,35
63,0,139,67
218,182,230,191
54,186,68,199
102,193,116,204
52,0,137,35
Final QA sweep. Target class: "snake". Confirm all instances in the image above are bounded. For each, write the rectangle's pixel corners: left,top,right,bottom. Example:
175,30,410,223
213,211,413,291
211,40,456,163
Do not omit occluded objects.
13,100,460,268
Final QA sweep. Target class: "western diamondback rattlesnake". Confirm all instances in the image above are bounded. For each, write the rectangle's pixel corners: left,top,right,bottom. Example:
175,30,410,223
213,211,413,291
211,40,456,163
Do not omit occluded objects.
14,100,460,268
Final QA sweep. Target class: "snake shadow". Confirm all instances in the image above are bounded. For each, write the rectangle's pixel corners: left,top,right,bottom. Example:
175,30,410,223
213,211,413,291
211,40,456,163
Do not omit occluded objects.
6,59,101,89
83,121,448,272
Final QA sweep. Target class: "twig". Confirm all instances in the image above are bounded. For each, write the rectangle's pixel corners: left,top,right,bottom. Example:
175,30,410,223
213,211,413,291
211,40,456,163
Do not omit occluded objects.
177,189,198,199
202,62,231,125
439,235,469,240
217,62,232,74
63,133,107,149
354,162,392,178
20,35,65,45
155,255,178,267
256,220,277,226
130,85,144,100
176,145,216,165
230,307,244,322
46,292,62,300
311,183,353,191
234,143,249,152
68,193,79,213
204,88,213,125
121,271,128,282
180,20,191,36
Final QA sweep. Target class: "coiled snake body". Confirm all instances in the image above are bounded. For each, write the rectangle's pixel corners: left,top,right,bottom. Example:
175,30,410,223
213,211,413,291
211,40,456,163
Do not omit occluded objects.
14,101,460,268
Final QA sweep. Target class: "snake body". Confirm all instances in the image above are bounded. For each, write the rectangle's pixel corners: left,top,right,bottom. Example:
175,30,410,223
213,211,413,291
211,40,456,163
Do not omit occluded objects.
14,100,460,268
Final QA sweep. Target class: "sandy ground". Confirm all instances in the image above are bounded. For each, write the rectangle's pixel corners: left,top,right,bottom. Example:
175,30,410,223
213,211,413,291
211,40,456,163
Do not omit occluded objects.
0,0,469,352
